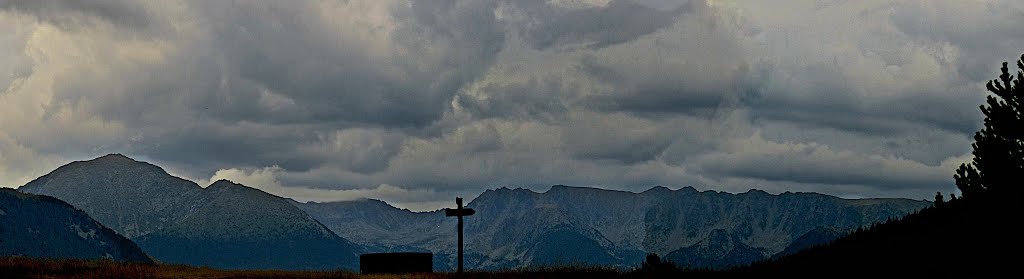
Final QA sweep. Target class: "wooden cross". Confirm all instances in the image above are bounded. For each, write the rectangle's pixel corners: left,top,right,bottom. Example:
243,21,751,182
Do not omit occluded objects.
445,197,475,274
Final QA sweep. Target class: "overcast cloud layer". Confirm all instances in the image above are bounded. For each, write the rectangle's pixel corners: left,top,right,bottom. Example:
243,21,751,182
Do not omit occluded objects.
2,0,1022,211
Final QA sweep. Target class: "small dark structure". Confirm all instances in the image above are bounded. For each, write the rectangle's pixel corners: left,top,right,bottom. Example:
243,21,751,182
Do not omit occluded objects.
360,252,433,274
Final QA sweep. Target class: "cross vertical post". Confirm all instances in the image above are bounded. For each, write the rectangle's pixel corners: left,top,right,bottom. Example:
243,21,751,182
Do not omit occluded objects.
456,197,463,273
445,197,475,274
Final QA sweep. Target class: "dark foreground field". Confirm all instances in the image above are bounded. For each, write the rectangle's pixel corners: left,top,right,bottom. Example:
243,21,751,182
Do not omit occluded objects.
2,257,686,279
1,257,355,279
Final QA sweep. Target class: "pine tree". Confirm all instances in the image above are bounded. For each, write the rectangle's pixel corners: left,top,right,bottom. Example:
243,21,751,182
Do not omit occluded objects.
641,253,662,270
954,53,1024,199
640,253,676,273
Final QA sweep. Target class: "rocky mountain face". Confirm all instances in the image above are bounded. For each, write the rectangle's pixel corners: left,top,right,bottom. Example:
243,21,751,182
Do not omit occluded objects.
663,229,767,269
299,185,929,270
289,198,445,252
0,188,151,263
19,154,360,270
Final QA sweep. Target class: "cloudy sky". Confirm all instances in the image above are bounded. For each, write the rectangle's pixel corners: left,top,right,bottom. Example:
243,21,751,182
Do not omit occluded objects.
1,0,1022,211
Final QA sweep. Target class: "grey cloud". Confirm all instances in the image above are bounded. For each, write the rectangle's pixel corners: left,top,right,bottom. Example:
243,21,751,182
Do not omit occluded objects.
297,128,407,174
890,0,1024,82
0,0,152,32
749,88,984,136
455,76,571,122
134,122,324,174
736,0,1024,138
757,120,972,167
512,0,689,49
193,0,503,128
3,0,1018,208
693,134,956,190
34,0,506,129
577,55,729,115
562,112,686,164
18,0,508,177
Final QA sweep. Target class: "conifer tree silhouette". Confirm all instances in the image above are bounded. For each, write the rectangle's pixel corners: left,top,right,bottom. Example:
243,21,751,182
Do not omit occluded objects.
640,253,676,273
954,53,1024,199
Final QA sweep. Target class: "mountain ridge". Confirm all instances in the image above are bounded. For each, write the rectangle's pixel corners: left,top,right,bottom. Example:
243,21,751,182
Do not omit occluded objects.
20,154,361,270
13,154,929,271
298,183,929,270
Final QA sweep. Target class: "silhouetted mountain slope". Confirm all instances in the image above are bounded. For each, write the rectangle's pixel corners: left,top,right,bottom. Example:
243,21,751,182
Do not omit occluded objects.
0,188,150,263
19,154,360,270
772,226,846,258
299,185,929,270
743,197,1020,275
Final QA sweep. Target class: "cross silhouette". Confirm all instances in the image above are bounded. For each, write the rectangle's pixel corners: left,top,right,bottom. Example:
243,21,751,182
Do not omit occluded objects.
445,197,475,274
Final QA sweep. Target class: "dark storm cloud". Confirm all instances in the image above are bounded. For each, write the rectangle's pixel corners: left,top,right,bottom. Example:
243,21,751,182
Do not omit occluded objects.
138,122,326,173
24,0,506,129
695,139,955,191
0,0,151,31
6,0,508,177
749,87,984,136
889,0,1024,82
512,0,689,49
4,0,1024,210
577,57,730,116
454,76,572,122
179,0,505,128
733,0,1024,139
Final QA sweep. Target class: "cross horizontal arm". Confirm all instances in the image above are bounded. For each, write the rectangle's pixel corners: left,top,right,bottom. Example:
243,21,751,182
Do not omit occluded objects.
445,208,476,216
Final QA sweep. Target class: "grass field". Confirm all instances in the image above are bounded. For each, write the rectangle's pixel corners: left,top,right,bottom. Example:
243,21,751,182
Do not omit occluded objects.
0,257,667,279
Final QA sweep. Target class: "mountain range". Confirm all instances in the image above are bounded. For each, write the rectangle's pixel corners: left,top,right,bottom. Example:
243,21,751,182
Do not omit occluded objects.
7,154,930,271
298,185,930,270
19,154,360,270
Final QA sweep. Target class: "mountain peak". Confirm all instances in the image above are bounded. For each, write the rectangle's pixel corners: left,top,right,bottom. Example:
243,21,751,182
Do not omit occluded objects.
95,153,133,162
78,153,146,167
206,179,266,195
486,186,536,194
642,185,701,195
71,153,166,174
744,189,771,196
547,185,634,195
643,185,672,194
209,179,242,188
547,184,577,192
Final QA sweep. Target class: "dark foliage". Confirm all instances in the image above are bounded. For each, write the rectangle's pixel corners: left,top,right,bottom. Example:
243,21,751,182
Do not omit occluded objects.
638,253,675,273
738,197,1019,275
955,54,1024,199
